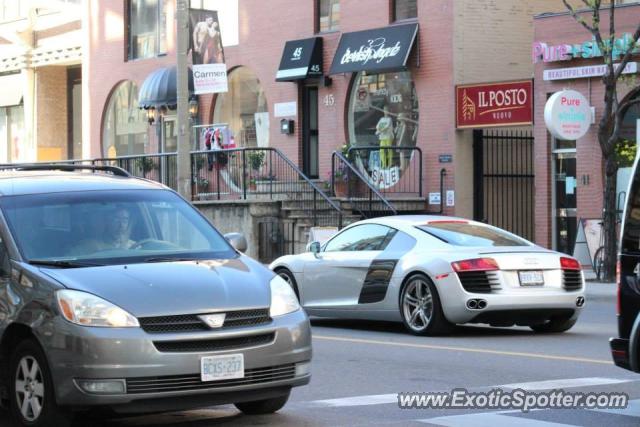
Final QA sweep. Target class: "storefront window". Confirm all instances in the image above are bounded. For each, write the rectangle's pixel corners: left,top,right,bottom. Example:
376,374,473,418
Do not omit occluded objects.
621,91,640,144
317,0,340,32
128,0,168,60
0,104,23,162
102,81,148,157
213,67,269,148
347,70,419,187
393,0,417,21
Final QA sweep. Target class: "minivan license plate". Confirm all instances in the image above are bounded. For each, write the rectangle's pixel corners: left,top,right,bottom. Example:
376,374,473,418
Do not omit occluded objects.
201,354,244,382
519,271,544,286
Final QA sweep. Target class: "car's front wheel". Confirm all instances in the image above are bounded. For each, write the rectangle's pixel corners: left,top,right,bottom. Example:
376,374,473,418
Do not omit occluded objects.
234,391,290,415
400,274,454,336
529,315,577,333
9,338,72,427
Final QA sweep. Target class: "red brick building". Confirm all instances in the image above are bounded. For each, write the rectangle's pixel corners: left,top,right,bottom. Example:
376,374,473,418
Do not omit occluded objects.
533,4,640,254
85,0,564,243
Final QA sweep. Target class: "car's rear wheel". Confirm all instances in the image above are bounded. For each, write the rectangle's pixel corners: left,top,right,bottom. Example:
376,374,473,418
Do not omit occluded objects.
275,268,300,300
400,274,453,336
9,338,72,427
234,391,290,415
529,315,577,333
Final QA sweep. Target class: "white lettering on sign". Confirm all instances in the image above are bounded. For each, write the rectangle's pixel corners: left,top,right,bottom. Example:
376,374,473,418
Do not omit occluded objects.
478,88,528,108
543,62,637,81
340,37,402,65
292,47,303,60
323,94,335,107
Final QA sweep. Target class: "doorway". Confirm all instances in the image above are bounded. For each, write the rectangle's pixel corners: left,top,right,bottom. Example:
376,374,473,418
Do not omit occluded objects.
302,86,319,178
552,143,577,255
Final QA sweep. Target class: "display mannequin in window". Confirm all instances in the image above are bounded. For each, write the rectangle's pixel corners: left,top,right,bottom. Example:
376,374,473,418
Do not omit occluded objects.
375,106,394,169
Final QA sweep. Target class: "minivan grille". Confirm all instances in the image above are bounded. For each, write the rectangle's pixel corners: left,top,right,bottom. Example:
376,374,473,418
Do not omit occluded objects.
153,333,275,353
139,309,271,333
457,271,501,293
125,364,296,394
563,270,583,290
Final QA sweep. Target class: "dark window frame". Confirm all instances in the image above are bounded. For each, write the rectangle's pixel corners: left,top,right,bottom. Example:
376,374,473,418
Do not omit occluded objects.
391,0,418,23
316,0,340,34
126,0,168,61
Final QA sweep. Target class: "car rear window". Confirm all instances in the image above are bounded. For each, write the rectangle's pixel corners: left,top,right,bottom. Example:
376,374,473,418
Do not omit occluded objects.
416,222,529,247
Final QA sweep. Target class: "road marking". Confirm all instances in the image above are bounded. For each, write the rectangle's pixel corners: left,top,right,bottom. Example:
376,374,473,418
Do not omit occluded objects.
590,399,640,417
308,393,398,408
419,412,576,427
313,335,613,365
500,377,633,391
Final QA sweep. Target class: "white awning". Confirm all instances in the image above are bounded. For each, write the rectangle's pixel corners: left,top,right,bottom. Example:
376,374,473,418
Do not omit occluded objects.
0,73,23,107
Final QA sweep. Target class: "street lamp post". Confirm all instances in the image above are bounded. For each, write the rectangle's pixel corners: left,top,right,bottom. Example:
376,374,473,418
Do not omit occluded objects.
176,0,191,199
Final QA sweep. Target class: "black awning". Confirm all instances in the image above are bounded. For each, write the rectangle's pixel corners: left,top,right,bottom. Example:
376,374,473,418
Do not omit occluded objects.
276,37,323,82
329,23,418,75
138,66,194,109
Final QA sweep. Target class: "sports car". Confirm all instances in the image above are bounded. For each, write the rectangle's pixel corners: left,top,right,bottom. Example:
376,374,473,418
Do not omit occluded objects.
270,216,585,335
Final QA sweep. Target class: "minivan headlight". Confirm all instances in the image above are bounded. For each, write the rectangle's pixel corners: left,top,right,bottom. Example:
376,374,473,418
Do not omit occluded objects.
270,275,300,317
56,290,139,328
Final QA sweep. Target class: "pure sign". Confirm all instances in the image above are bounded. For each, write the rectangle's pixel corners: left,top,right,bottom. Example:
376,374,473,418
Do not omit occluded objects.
455,80,533,128
544,90,591,140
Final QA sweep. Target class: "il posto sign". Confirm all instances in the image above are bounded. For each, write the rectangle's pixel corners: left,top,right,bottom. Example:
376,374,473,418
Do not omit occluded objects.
455,80,533,128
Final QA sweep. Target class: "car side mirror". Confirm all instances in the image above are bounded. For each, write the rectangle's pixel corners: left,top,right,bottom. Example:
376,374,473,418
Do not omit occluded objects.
224,232,248,253
306,241,321,257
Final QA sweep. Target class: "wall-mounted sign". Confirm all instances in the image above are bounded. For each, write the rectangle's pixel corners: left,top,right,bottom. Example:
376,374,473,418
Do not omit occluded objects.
533,32,640,63
544,90,591,140
329,23,418,75
428,192,441,205
274,101,297,117
189,8,228,94
455,80,533,128
446,190,455,207
543,62,637,81
438,154,453,163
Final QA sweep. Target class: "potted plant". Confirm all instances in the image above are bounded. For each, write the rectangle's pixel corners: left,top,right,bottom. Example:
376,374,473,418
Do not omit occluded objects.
135,157,157,178
192,176,210,193
328,165,349,198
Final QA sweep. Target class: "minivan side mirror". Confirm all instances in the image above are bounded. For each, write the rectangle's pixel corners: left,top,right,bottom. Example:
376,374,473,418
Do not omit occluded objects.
224,232,248,253
306,241,321,257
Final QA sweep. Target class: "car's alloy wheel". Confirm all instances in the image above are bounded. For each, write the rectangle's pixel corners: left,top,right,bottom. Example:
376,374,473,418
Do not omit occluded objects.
275,268,300,299
15,356,45,422
402,277,434,333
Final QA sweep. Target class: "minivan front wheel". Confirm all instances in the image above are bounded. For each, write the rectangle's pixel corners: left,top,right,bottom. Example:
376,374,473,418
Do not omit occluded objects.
9,339,72,427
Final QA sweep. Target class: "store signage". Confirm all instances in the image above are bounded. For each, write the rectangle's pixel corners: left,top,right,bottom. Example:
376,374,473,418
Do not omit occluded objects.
533,32,640,63
543,62,638,81
329,23,418,74
276,37,323,82
274,102,297,117
544,90,591,140
455,80,533,128
189,8,228,94
439,154,453,163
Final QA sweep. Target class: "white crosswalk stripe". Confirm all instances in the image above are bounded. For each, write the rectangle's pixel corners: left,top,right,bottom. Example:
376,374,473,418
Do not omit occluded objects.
418,412,577,427
500,377,633,391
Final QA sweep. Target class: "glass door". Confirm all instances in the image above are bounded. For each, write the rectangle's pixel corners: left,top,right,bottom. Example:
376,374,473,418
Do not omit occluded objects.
302,86,319,178
553,150,577,255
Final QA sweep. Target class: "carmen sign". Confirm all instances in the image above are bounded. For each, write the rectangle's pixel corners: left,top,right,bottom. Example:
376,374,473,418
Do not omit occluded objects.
455,80,533,128
544,90,591,140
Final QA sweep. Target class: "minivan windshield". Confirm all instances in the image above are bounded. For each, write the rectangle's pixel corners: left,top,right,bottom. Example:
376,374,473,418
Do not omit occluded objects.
0,189,236,265
416,222,530,247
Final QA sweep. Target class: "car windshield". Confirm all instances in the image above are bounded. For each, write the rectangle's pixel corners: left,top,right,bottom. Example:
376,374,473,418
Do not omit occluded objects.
0,189,236,265
416,222,530,247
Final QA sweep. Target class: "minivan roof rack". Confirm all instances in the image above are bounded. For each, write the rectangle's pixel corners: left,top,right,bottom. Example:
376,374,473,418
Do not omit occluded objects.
0,164,131,177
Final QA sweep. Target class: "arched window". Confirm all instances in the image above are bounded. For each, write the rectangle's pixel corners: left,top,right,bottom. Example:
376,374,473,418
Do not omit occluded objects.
213,67,269,148
347,70,419,187
102,81,148,157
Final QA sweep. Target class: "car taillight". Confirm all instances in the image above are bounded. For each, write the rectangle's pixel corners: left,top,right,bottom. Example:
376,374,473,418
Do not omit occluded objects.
616,258,621,316
560,257,580,270
452,258,499,272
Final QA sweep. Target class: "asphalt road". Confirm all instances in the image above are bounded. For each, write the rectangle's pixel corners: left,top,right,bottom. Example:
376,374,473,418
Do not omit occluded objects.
2,282,639,426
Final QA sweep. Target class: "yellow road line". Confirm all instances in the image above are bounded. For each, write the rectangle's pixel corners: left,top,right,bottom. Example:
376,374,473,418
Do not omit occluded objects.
313,335,613,365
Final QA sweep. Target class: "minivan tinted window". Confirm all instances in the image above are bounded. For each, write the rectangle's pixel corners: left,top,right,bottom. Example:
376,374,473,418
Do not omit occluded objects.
622,170,640,254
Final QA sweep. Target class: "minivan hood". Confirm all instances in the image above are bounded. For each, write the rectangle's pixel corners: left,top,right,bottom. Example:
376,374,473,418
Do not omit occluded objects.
40,256,273,318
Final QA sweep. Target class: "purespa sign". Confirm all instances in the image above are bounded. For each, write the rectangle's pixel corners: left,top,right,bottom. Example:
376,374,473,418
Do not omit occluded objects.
544,90,591,140
533,32,640,63
455,80,533,128
329,23,418,74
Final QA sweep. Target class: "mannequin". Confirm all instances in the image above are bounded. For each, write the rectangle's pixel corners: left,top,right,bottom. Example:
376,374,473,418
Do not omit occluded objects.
375,106,394,169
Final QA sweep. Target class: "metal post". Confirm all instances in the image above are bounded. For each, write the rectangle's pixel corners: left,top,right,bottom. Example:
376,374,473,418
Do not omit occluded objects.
242,149,247,200
176,0,191,199
313,191,317,226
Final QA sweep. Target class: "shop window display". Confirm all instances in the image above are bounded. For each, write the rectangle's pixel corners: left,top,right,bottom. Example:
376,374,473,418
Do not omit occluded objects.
102,81,148,157
347,70,419,188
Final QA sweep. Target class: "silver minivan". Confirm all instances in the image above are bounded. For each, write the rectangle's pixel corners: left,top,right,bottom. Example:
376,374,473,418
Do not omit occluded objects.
0,165,311,426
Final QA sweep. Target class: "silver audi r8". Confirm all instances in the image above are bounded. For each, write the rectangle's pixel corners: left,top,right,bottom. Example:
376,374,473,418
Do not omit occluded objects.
270,216,585,335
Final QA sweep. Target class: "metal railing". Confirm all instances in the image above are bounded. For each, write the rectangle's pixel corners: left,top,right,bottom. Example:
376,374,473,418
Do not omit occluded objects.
96,153,178,191
331,150,397,218
346,146,423,198
191,147,343,227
